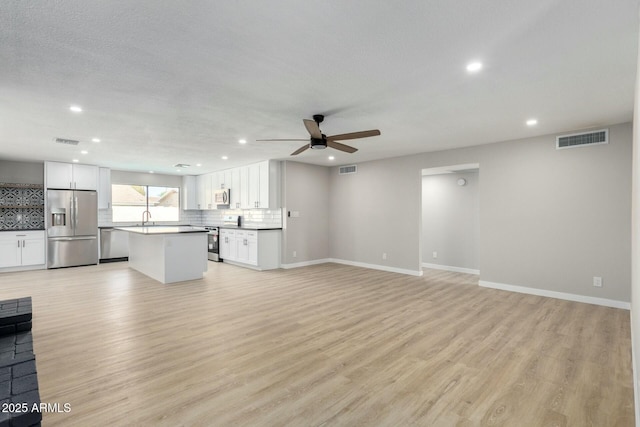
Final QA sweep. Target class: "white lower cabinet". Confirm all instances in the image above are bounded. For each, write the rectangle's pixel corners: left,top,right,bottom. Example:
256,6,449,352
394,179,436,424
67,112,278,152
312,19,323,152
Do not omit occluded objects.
219,228,280,270
235,230,250,263
0,231,45,269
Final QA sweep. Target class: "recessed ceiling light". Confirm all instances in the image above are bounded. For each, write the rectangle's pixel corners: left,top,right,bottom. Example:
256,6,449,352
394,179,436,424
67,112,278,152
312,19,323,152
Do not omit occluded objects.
196,163,202,167
149,171,154,174
69,105,83,113
466,62,483,73
328,156,335,160
81,150,88,155
72,159,79,163
221,156,228,160
526,119,538,126
91,138,101,143
176,169,181,172
238,139,247,144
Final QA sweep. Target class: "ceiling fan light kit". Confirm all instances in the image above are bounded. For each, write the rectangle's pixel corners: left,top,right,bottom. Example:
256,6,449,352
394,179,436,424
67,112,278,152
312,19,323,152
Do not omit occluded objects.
257,114,381,156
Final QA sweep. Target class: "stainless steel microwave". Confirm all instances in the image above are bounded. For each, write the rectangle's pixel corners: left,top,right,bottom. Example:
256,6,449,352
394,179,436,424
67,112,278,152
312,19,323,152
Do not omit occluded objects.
214,188,230,206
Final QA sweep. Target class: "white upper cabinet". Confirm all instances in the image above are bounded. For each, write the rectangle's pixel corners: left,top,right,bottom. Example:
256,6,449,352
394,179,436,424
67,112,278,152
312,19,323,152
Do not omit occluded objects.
230,168,241,209
195,175,205,210
45,162,73,189
46,161,98,190
240,166,250,209
193,160,281,211
181,175,198,210
247,163,261,209
204,173,214,210
244,161,280,209
98,167,111,209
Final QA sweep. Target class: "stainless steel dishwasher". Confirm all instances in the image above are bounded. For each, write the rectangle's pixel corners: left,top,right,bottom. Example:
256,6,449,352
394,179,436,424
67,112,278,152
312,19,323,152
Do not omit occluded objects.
99,227,129,262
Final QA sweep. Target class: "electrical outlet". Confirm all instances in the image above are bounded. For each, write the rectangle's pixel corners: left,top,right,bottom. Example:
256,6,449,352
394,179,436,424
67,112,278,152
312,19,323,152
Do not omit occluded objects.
593,276,603,287
293,251,297,258
382,252,387,260
291,211,300,218
433,251,437,259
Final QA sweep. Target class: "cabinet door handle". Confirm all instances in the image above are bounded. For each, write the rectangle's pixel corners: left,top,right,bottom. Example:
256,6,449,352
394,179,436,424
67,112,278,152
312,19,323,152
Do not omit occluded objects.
17,240,20,248
70,181,73,189
23,240,25,247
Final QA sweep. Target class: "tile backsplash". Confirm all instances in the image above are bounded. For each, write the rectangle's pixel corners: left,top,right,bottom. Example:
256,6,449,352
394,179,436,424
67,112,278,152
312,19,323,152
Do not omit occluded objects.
98,208,282,228
0,185,44,230
200,208,282,228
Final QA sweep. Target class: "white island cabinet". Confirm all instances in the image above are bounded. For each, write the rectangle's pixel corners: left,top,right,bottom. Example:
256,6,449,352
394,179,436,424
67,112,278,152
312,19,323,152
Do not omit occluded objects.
117,226,208,284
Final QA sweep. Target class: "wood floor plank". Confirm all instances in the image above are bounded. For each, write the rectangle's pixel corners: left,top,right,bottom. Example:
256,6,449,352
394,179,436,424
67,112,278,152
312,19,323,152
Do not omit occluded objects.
0,262,633,426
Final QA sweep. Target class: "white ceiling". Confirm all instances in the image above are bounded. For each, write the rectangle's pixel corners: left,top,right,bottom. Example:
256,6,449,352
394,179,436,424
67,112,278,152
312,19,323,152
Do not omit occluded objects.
1,1,638,175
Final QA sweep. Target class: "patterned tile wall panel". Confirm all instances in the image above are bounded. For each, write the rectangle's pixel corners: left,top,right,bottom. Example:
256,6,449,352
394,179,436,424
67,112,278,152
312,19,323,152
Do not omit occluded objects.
0,185,44,230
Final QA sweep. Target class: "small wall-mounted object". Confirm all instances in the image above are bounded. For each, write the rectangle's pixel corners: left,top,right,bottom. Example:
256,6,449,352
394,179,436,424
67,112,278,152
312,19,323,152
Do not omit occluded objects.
457,178,467,186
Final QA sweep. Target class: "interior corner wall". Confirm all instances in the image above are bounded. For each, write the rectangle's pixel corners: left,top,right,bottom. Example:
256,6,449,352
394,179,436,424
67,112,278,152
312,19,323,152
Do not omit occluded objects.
630,12,640,422
422,172,479,270
329,122,632,302
281,161,330,265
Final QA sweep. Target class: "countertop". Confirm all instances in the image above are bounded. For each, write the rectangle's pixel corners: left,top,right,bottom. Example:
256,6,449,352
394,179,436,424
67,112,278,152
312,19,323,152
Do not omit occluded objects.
217,226,282,231
115,226,208,235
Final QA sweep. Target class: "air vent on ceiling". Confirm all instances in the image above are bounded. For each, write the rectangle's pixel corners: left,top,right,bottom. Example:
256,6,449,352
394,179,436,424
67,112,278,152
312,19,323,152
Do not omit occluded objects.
556,129,608,150
339,165,357,175
173,163,190,168
54,138,79,146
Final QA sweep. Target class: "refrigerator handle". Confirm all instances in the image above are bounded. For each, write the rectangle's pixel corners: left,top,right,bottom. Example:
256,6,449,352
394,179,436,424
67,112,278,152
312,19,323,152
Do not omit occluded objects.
74,197,79,230
70,197,75,230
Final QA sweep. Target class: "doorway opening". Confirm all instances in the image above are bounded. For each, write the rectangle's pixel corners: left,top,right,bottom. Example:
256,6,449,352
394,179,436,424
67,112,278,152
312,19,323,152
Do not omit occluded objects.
420,163,480,279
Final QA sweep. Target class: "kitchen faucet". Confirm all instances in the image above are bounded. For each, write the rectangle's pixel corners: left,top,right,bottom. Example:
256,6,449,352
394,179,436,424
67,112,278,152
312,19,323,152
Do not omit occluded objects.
142,210,152,226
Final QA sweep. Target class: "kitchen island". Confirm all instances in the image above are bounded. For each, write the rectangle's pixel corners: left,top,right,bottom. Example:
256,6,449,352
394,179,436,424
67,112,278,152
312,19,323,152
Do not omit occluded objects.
116,226,208,284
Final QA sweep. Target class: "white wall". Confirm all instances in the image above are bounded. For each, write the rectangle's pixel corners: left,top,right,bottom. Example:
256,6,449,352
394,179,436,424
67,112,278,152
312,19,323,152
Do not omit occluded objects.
422,171,479,270
281,161,330,265
0,160,44,184
110,170,182,187
329,122,632,303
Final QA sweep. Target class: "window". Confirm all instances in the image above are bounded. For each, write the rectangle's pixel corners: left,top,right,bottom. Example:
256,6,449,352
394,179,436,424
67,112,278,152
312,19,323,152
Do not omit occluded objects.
111,185,180,223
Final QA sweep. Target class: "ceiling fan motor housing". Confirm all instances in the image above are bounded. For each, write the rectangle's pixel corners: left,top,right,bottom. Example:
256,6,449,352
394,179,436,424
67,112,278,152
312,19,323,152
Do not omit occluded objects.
310,137,327,149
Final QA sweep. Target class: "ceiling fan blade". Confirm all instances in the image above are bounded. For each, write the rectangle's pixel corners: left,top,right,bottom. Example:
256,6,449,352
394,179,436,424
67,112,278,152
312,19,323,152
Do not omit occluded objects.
327,140,358,153
291,144,310,156
256,139,309,141
327,129,381,141
303,119,322,139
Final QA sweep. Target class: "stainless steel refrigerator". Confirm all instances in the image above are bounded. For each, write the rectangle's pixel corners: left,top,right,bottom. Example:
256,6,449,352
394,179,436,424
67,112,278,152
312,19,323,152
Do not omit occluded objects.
47,189,98,268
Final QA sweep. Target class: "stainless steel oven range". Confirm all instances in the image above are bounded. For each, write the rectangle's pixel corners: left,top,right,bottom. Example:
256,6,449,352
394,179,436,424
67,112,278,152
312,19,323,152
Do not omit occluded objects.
204,226,220,261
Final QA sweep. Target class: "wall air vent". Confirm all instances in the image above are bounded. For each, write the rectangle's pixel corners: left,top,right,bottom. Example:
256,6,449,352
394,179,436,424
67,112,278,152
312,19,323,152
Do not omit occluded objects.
173,163,190,168
556,129,608,150
339,165,357,175
54,138,79,146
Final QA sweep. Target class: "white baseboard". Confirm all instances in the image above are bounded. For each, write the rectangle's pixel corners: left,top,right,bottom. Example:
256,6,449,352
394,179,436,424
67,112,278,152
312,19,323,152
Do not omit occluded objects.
0,264,46,274
329,258,423,277
479,280,630,310
280,258,423,277
280,259,332,269
631,310,639,427
422,262,479,275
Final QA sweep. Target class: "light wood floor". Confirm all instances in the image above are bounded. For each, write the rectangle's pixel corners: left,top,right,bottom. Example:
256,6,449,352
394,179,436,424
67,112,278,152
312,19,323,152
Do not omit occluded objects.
0,262,633,426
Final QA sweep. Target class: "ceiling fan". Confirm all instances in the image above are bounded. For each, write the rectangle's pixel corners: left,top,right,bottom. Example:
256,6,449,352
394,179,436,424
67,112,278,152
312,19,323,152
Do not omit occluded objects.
257,114,381,156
